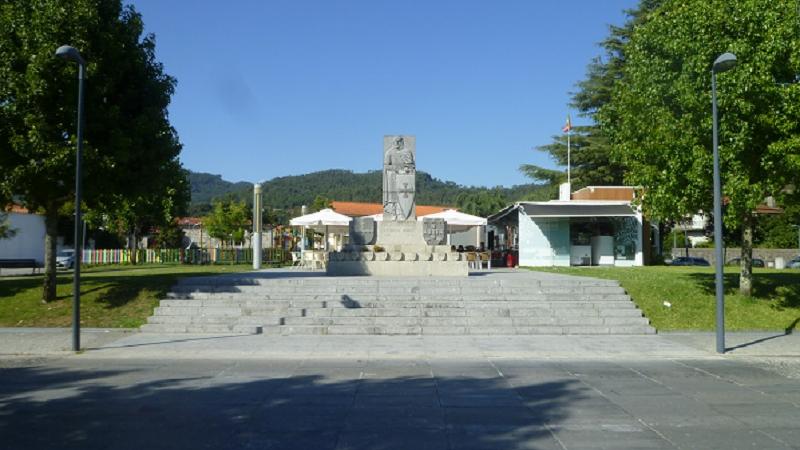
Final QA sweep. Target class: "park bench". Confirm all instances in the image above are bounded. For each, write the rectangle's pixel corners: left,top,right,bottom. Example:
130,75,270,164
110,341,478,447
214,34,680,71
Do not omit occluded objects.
0,258,40,275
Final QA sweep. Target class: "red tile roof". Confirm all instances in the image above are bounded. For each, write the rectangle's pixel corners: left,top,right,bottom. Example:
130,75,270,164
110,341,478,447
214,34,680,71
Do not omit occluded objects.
331,201,454,217
176,217,203,226
5,204,31,214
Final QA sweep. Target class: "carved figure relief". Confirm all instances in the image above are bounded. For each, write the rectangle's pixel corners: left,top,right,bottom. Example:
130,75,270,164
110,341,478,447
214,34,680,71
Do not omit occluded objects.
383,135,416,221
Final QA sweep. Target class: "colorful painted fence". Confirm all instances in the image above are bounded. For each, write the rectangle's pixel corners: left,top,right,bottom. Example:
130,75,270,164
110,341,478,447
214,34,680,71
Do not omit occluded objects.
81,248,291,265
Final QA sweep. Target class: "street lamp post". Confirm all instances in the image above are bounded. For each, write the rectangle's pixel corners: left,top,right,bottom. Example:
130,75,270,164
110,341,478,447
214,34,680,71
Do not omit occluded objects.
253,184,263,270
711,52,737,354
55,45,86,352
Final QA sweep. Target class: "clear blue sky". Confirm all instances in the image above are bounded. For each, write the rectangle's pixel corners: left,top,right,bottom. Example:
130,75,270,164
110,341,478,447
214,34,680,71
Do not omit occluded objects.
128,0,637,188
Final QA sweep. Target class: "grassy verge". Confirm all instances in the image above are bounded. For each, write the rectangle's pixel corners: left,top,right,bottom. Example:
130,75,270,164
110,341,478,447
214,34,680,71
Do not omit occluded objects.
0,264,254,328
529,266,800,332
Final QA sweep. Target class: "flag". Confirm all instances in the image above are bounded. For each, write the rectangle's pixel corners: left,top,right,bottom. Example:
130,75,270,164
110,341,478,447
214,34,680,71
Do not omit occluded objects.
562,115,572,133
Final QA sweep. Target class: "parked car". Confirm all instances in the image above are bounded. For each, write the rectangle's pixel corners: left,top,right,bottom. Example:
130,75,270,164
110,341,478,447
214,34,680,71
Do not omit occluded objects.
670,256,710,266
56,249,75,269
788,256,800,269
726,257,765,268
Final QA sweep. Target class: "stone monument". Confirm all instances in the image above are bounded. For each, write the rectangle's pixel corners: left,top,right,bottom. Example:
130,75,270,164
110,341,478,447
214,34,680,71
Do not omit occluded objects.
326,135,468,276
383,136,416,221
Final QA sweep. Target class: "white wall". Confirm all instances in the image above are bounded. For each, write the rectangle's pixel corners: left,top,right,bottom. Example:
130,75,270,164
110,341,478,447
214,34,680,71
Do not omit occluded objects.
448,225,480,247
519,212,570,267
0,212,46,263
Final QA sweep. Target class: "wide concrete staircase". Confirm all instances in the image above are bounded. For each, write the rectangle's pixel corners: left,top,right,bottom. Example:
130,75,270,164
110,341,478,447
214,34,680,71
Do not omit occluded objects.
141,273,655,335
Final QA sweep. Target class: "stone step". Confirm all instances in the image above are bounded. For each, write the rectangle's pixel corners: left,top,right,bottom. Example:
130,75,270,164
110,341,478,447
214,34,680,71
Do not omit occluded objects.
147,315,282,326
157,298,636,310
139,323,261,334
150,303,644,319
146,321,650,337
168,286,627,296
174,279,622,288
276,316,651,327
267,325,656,336
164,292,632,302
153,306,242,316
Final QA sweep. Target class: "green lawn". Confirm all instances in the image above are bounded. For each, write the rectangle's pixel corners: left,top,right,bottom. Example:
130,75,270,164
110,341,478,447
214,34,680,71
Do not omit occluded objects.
530,266,800,332
0,264,254,328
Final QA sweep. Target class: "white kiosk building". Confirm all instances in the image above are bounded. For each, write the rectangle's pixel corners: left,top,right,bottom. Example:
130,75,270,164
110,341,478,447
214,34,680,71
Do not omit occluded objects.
488,186,652,267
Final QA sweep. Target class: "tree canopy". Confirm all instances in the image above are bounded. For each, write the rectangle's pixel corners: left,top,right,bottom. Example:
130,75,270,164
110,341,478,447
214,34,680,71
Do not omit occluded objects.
455,190,507,217
599,0,800,293
0,0,186,299
204,198,250,247
600,0,800,222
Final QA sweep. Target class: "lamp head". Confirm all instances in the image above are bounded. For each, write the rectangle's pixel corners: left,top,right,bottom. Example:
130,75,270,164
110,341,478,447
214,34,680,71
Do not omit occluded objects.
712,52,737,73
55,45,85,65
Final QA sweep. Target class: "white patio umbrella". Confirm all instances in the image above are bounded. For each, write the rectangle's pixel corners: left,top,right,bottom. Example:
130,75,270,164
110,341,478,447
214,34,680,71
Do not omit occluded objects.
417,209,487,226
290,208,352,251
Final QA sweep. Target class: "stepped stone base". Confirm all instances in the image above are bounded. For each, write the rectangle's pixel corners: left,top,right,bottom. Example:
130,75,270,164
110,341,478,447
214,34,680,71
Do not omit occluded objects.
142,270,656,336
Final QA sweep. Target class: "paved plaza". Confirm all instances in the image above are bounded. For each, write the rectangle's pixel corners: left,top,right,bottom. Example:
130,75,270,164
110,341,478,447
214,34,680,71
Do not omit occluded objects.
2,329,799,450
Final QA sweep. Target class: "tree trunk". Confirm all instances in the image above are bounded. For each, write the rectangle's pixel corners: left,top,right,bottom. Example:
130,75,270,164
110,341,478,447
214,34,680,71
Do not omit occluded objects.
739,214,754,297
42,206,59,302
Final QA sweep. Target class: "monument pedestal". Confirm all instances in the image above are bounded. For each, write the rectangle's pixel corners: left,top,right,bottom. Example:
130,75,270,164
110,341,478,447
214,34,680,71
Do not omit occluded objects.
327,219,468,276
325,250,469,277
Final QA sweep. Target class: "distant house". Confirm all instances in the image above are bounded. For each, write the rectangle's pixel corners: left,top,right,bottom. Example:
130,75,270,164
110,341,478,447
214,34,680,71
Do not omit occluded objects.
488,185,653,267
672,198,783,250
176,217,281,249
1,205,46,263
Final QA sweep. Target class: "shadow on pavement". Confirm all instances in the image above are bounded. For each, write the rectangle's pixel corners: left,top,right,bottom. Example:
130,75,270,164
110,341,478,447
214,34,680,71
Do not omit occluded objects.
0,364,583,450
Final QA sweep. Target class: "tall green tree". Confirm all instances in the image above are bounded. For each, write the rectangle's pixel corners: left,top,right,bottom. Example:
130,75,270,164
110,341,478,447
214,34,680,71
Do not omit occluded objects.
310,195,332,212
0,1,185,300
520,126,623,190
100,160,189,263
600,0,800,295
455,190,506,217
204,198,250,247
521,1,663,191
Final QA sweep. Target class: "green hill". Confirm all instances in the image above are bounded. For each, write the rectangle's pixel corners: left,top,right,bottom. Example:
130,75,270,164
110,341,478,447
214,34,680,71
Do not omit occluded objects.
187,171,252,205
186,169,554,216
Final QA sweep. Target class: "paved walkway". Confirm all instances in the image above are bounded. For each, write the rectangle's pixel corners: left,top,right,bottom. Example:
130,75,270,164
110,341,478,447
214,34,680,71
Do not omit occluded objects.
2,334,799,449
3,327,799,360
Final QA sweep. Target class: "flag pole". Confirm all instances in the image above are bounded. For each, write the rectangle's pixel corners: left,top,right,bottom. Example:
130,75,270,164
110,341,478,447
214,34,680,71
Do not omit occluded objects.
565,114,571,186
567,128,571,186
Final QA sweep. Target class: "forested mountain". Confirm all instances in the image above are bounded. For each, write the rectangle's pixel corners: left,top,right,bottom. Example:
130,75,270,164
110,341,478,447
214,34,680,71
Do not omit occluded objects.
187,172,253,206
186,169,554,216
